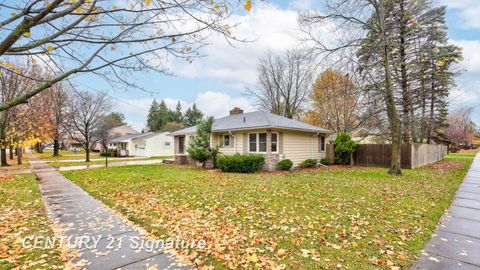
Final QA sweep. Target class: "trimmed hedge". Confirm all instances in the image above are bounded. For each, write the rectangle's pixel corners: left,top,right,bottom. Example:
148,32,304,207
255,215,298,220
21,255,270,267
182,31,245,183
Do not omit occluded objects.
100,151,113,157
299,158,318,168
277,159,293,171
217,154,265,173
319,157,332,165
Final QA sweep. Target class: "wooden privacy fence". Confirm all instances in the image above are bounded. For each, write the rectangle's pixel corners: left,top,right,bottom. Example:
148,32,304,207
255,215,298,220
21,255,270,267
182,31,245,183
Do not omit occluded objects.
327,143,447,169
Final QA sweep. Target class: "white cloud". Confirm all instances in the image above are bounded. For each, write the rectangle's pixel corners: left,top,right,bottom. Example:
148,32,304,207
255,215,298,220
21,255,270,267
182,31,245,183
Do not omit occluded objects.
452,40,480,73
167,3,309,90
118,91,254,130
195,91,254,117
289,0,313,10
440,0,480,29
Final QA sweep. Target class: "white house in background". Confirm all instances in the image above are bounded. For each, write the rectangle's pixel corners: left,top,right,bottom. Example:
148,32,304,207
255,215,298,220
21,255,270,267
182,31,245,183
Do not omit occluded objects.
95,125,140,152
108,132,173,157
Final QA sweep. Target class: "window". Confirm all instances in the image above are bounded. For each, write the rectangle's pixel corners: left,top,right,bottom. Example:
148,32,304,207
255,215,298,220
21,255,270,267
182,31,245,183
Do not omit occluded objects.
319,136,326,152
259,133,267,152
164,141,171,149
271,133,278,152
249,134,257,152
178,136,185,154
223,134,231,147
249,133,278,153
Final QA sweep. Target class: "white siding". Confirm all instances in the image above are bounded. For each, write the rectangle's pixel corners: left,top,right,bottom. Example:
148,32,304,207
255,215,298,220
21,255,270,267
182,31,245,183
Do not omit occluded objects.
281,130,327,167
132,133,174,157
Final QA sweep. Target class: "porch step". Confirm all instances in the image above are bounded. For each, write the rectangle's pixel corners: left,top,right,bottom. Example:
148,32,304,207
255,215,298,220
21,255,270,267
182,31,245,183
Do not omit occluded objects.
162,159,175,164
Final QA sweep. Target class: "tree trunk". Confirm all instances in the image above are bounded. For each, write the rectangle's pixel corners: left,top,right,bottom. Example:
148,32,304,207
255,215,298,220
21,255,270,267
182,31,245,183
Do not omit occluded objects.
36,142,44,153
1,148,8,166
427,64,435,144
53,138,60,156
17,147,22,165
9,145,13,160
399,1,411,143
85,143,90,162
379,2,402,175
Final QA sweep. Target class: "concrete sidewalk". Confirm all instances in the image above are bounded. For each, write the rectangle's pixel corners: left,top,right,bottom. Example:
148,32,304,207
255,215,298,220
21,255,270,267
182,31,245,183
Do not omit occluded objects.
413,154,480,269
28,154,191,270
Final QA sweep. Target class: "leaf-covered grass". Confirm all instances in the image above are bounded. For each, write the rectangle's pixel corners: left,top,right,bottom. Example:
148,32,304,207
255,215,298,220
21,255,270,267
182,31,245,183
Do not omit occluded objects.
0,174,64,269
35,150,100,161
0,154,30,172
61,155,474,270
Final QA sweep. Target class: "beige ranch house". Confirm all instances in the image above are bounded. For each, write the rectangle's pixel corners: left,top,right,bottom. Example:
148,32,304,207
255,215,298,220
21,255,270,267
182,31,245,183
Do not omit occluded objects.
170,108,331,171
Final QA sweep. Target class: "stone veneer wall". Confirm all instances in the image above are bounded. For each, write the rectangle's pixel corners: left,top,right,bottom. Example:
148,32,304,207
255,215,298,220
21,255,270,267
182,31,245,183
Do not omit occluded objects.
263,153,279,171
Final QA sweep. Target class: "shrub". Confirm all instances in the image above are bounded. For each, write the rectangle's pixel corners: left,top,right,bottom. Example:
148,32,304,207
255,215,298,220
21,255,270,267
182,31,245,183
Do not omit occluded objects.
100,151,113,157
334,132,357,165
277,159,293,171
217,154,265,173
320,157,332,165
448,145,460,153
299,158,318,168
187,117,217,167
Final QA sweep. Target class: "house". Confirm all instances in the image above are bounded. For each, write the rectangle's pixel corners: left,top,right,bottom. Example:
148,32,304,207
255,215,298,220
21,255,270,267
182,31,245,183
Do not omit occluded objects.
130,132,173,157
108,125,139,138
169,108,332,171
108,132,174,157
95,125,140,152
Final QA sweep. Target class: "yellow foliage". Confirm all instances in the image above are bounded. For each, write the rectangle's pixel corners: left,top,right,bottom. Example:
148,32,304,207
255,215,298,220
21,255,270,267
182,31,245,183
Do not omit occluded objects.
244,0,252,12
47,45,54,51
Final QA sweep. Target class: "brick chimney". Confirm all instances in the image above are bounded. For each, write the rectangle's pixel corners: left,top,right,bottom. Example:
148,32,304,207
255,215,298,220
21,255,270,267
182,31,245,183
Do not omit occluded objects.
229,107,244,115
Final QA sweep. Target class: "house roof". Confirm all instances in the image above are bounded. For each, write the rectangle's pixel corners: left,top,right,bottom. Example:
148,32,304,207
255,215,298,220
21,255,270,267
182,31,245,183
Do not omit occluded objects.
131,132,168,141
169,111,331,136
109,133,140,143
109,132,168,143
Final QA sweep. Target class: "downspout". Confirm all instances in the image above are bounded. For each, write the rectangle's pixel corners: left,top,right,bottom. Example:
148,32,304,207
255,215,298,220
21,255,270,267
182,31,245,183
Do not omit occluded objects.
311,132,320,159
228,131,235,152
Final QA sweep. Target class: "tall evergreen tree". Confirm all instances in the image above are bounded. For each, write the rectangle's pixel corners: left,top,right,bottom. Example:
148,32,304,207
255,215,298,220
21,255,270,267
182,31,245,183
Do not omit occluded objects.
184,103,204,127
172,101,184,123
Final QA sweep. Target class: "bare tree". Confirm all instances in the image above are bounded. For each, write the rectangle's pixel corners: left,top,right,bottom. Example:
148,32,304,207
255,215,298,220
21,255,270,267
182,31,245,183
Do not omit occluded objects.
0,0,248,111
250,49,315,119
47,83,70,156
68,90,111,162
446,108,477,146
301,0,404,174
96,112,127,153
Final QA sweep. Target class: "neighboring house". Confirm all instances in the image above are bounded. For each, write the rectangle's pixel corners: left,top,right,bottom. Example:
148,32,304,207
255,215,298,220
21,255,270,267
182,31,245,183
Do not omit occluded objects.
350,127,386,144
169,108,331,171
95,124,140,152
108,125,139,138
108,132,173,157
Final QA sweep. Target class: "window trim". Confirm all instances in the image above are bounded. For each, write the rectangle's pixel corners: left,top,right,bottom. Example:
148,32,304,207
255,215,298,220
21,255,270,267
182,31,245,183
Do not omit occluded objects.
222,134,231,147
248,132,279,154
319,136,326,152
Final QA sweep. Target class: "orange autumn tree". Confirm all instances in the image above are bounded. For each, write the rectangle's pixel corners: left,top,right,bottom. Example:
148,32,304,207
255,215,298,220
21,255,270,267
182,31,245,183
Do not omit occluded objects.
305,69,362,133
6,86,55,164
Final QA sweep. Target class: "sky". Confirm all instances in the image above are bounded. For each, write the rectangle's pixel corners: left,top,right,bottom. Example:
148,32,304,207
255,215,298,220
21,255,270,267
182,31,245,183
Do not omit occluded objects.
73,0,480,131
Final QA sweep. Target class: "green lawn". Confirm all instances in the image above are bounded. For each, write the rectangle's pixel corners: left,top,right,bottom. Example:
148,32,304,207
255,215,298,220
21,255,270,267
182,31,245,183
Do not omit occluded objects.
0,174,64,269
35,149,100,161
0,154,30,171
61,155,474,270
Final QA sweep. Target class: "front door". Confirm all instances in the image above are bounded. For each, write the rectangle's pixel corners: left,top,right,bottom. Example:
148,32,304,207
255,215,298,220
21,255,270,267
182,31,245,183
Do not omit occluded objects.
178,136,185,154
